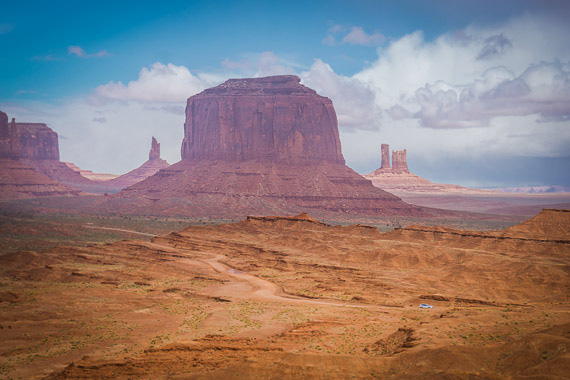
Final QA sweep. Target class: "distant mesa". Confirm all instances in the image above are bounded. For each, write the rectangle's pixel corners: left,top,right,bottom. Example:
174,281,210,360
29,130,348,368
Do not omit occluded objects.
105,75,431,218
0,111,60,160
364,143,489,194
0,110,80,199
64,162,119,182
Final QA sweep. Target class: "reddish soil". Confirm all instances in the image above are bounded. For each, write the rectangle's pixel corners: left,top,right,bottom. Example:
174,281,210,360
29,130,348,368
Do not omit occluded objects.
0,209,568,378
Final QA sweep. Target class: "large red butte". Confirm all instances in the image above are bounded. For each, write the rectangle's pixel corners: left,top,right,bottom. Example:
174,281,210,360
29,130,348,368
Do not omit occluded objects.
110,76,432,218
182,75,344,164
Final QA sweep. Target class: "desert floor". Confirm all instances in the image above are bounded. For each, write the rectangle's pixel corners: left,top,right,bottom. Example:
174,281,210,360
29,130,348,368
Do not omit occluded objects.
0,210,568,379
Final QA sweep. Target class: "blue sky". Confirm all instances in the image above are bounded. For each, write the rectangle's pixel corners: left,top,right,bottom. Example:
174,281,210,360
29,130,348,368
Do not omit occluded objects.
1,0,569,187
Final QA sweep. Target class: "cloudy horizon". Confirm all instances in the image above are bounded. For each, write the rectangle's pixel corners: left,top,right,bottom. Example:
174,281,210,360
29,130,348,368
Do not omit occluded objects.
1,0,569,188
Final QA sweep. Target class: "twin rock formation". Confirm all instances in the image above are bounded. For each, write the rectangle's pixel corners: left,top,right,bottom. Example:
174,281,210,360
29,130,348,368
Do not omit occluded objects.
365,144,480,194
108,75,427,218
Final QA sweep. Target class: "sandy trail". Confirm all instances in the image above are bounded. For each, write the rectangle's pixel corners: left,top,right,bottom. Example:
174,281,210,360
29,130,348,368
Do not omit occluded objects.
83,224,157,237
147,241,380,310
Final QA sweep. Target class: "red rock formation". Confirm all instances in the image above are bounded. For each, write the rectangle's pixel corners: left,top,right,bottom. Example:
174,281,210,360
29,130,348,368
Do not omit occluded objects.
149,136,160,160
0,159,80,199
381,144,390,169
0,111,81,199
365,143,494,195
181,75,344,164
106,76,432,219
0,115,59,160
0,111,8,138
106,137,169,190
391,149,408,173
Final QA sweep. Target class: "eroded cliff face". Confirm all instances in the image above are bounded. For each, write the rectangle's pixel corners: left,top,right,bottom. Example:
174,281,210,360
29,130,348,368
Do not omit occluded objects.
0,113,59,160
392,150,408,172
181,75,344,164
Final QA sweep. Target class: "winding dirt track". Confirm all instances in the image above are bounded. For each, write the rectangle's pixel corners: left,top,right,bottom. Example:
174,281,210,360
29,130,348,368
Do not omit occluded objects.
83,224,157,237
147,242,373,309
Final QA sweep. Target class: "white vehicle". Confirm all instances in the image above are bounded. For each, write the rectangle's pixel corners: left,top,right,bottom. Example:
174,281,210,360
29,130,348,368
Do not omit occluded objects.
419,303,434,309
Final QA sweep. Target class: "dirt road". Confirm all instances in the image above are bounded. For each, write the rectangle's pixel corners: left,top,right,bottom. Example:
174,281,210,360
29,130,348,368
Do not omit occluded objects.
147,241,375,309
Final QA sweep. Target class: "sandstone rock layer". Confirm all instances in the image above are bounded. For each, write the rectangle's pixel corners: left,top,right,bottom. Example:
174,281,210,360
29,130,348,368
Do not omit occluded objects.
0,114,59,160
0,159,80,199
182,76,344,164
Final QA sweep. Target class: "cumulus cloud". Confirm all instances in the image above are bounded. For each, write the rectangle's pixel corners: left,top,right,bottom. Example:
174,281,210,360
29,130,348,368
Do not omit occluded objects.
353,14,570,130
341,27,385,46
323,25,385,47
68,45,109,58
300,59,381,130
91,62,214,104
477,33,512,60
411,61,570,128
255,52,297,77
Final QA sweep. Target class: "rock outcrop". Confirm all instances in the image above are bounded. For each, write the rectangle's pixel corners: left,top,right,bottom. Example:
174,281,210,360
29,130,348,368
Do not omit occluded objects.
181,75,344,164
380,144,390,169
106,76,431,219
0,114,59,160
149,136,160,160
391,149,408,172
365,143,493,195
0,111,79,199
105,137,170,190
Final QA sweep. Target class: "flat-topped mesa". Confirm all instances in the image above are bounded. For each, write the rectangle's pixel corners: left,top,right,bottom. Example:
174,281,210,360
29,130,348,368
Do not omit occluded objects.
392,149,409,173
149,136,161,160
0,112,59,160
181,75,345,164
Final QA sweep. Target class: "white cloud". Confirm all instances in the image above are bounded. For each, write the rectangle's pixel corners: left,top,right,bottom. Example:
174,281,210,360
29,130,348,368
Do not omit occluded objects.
410,60,570,128
68,45,109,59
91,62,214,104
322,34,335,46
255,52,297,77
300,59,381,130
341,27,385,46
323,25,385,47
